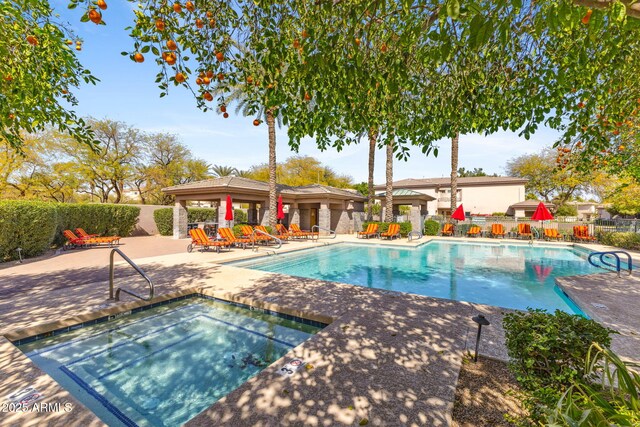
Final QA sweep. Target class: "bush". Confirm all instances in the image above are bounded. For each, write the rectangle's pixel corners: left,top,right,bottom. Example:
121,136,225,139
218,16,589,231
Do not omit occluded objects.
0,201,140,261
362,221,412,236
0,200,58,261
55,204,139,245
491,212,506,216
596,231,640,251
423,219,440,236
504,309,613,423
154,208,173,236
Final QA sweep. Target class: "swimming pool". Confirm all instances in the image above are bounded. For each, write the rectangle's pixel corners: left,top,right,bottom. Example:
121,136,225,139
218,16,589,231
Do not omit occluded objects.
230,241,600,314
18,297,321,427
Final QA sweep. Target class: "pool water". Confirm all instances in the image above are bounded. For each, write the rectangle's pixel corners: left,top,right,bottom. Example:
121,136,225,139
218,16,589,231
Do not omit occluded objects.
231,242,600,314
19,298,320,427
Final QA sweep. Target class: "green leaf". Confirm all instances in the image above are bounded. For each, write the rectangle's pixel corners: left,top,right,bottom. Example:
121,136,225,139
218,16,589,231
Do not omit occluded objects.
446,0,460,19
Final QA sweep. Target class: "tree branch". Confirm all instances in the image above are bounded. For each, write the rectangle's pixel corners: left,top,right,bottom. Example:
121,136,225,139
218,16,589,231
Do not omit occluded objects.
573,0,640,20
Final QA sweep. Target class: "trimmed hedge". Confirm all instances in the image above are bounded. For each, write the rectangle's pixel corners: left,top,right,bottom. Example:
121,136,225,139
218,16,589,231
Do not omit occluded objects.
362,221,412,236
0,200,58,261
0,201,140,261
154,207,247,236
54,204,139,245
597,231,640,251
423,219,440,236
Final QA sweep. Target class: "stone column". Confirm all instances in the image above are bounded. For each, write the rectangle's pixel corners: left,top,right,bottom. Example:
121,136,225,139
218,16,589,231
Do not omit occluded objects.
259,201,270,226
173,199,188,239
247,202,257,224
289,203,300,226
319,202,331,235
335,201,352,234
218,197,232,228
410,201,422,235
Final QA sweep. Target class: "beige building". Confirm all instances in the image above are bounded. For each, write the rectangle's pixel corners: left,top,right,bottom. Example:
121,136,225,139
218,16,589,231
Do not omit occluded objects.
506,200,556,218
375,176,528,217
163,177,365,238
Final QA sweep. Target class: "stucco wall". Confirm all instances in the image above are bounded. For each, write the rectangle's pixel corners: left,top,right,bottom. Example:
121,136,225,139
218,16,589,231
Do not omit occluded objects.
412,184,525,215
126,204,168,236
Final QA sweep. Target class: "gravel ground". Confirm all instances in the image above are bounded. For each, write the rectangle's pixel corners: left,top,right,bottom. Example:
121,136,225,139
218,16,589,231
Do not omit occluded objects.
452,355,527,427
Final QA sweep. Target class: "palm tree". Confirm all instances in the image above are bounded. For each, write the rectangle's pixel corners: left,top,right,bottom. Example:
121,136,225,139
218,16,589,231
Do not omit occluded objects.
450,131,459,216
211,165,238,177
385,139,394,222
367,128,378,221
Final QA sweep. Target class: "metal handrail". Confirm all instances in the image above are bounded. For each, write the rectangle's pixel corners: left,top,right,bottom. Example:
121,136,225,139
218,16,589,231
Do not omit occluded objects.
407,231,423,241
311,225,336,241
251,228,282,251
588,250,633,277
109,248,155,301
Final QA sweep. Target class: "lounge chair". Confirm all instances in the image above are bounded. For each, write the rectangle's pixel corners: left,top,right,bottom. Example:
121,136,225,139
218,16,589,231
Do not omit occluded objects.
467,226,481,237
357,223,379,239
517,223,533,239
275,223,295,240
380,223,400,240
63,230,119,249
441,223,454,236
573,225,597,242
74,227,98,239
255,225,286,243
218,227,253,248
544,228,563,241
490,223,505,238
187,228,231,253
240,225,271,243
290,223,318,239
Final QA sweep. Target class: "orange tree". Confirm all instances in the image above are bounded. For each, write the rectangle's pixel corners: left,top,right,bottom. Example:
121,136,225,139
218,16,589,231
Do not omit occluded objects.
1,0,98,150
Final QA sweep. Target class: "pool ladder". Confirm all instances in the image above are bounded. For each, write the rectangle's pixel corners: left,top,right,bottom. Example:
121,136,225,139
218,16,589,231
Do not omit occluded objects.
587,251,633,277
250,228,282,252
109,248,155,301
311,225,337,241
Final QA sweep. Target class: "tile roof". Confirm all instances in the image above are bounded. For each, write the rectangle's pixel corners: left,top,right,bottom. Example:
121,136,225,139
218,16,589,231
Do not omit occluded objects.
508,200,555,208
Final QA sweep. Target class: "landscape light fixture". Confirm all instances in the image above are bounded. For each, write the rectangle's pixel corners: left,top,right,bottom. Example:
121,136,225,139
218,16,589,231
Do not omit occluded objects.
471,314,491,362
16,247,23,263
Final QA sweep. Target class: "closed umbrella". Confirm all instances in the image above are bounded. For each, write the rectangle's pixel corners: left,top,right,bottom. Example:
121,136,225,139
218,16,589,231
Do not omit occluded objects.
531,202,553,239
277,195,285,222
225,195,233,227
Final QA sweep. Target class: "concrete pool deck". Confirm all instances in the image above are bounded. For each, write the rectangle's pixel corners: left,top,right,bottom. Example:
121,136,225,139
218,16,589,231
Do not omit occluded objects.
0,234,638,426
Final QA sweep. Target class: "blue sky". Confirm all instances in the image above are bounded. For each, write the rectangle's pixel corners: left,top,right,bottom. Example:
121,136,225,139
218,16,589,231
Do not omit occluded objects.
56,1,560,184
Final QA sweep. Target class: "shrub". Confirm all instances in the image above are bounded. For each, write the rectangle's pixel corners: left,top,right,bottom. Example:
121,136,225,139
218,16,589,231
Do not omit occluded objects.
555,204,578,216
492,212,506,216
596,231,640,251
154,208,173,236
0,200,58,261
55,204,139,245
362,221,412,236
504,309,613,423
423,219,440,236
548,343,640,426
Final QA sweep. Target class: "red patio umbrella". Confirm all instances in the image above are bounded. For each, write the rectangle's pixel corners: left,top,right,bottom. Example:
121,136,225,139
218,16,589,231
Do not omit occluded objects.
224,195,233,226
451,204,466,221
531,202,553,238
277,195,285,222
533,264,553,283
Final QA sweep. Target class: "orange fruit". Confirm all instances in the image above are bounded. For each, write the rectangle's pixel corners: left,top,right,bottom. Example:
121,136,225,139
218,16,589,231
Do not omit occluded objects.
163,52,177,65
355,37,361,45
223,112,229,118
173,3,182,13
133,52,145,63
166,40,178,50
203,92,213,101
380,43,388,53
195,19,204,28
293,39,300,49
203,76,211,85
195,77,203,85
76,45,82,51
26,35,38,46
220,105,227,113
175,72,186,83
253,119,260,126
304,92,311,101
209,19,216,27
613,130,620,135
206,70,213,78
619,145,625,150
88,9,102,24
206,11,213,17
217,72,224,80
581,9,592,25
246,76,253,84
97,0,107,10
66,39,73,45
156,19,165,31
215,51,224,62
302,29,309,38
8,113,15,120
185,1,195,12
4,75,13,81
